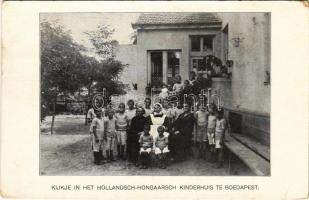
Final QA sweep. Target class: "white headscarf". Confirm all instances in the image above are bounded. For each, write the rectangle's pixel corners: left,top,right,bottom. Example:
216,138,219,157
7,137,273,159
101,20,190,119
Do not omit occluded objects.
153,103,164,116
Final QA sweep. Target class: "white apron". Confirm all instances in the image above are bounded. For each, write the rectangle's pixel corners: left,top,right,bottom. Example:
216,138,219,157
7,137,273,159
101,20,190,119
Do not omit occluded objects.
149,114,169,139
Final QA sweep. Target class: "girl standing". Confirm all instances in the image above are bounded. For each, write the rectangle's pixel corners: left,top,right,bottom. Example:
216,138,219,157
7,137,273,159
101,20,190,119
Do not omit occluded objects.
215,109,226,168
194,105,208,159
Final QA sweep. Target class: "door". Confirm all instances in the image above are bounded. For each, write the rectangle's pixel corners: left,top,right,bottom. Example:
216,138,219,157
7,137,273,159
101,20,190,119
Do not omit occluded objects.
167,51,181,86
151,52,163,86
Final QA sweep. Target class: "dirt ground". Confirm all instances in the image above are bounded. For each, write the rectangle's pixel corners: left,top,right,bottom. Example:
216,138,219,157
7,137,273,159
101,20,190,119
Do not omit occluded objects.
40,115,254,176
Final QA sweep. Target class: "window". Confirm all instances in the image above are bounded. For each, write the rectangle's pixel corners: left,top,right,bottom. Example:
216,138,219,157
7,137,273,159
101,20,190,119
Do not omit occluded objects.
191,35,215,52
202,35,214,51
191,57,206,74
191,36,200,52
149,50,181,87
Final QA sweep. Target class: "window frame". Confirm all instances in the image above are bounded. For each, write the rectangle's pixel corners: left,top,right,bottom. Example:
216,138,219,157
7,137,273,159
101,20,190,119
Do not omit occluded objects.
190,35,215,53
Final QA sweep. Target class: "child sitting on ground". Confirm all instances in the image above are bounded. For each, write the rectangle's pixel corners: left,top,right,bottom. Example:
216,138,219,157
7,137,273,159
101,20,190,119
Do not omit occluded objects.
194,105,208,159
207,104,217,162
104,109,117,162
154,126,169,169
115,103,129,160
138,124,153,169
215,109,226,168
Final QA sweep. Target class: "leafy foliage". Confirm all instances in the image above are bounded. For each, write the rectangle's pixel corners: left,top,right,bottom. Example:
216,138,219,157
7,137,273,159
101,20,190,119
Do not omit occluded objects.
40,21,126,121
84,24,118,59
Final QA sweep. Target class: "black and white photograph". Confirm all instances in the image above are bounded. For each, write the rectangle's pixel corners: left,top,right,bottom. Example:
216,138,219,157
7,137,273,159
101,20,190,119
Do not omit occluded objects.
39,12,271,176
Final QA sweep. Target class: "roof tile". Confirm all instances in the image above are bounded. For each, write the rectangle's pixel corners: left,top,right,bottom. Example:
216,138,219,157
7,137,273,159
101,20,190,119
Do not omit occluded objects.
133,13,221,26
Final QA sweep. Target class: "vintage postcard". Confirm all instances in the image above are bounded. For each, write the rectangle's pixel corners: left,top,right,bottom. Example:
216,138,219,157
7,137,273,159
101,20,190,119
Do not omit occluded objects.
1,1,308,199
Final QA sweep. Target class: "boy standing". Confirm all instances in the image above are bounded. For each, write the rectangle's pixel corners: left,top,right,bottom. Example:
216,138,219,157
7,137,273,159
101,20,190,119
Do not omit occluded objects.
90,111,104,165
126,99,136,126
154,126,169,169
115,103,129,160
138,124,153,169
104,109,117,162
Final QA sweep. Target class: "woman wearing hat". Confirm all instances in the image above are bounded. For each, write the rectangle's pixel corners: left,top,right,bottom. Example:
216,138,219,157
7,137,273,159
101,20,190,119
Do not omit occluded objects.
171,103,195,160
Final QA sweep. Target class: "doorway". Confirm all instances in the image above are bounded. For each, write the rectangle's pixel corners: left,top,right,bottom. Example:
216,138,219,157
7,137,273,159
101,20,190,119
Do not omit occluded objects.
151,52,163,86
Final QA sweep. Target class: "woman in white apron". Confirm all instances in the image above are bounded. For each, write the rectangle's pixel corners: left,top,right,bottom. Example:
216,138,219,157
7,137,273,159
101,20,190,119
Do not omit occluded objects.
146,103,170,140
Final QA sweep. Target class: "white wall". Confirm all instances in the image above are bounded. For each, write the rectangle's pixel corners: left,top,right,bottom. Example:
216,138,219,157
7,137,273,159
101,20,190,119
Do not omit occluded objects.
115,28,222,95
218,13,271,115
136,28,222,94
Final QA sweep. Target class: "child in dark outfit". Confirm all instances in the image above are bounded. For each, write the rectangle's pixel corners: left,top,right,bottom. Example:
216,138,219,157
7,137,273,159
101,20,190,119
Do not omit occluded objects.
214,109,226,168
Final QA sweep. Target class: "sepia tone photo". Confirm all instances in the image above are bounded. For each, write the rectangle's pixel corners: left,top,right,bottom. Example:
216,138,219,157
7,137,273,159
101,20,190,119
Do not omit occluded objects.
40,12,270,176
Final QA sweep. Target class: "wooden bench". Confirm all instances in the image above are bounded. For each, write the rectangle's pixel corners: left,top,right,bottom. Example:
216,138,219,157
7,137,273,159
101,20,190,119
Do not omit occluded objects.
224,134,270,176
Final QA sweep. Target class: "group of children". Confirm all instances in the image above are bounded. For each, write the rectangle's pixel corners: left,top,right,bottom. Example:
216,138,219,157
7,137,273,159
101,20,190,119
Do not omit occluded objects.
89,99,169,169
89,97,226,169
138,125,169,169
195,104,226,168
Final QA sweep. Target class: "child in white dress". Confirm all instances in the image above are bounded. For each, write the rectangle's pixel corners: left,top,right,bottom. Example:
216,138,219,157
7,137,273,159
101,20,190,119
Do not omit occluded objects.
154,126,169,169
215,109,226,168
139,124,153,169
194,105,208,159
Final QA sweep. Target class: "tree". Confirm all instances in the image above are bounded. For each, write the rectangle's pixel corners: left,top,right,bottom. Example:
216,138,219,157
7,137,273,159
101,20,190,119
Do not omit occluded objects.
84,24,116,59
83,24,127,95
40,21,86,133
40,20,127,131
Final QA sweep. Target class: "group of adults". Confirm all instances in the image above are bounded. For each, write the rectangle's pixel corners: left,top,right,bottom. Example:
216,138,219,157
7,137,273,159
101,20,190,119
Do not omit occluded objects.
127,101,195,165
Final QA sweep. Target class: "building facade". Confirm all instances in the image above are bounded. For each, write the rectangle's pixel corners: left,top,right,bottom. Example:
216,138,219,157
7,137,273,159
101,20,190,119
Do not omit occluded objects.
116,13,224,93
115,13,270,144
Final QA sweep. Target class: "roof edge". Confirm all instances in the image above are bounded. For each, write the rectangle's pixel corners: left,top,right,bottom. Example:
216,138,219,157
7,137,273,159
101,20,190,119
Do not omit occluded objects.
132,22,222,30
